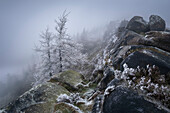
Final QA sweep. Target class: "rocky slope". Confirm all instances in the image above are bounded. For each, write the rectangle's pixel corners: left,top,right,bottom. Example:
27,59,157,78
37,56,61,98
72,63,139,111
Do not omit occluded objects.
92,15,170,113
1,15,170,113
0,70,96,113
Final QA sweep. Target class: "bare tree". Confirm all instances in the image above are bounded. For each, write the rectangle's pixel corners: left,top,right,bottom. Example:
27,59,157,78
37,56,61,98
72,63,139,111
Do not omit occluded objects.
53,11,87,72
34,11,87,85
35,28,54,77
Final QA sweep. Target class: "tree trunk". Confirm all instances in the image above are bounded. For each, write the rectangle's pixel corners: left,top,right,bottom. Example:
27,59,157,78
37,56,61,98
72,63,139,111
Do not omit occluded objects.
59,49,62,72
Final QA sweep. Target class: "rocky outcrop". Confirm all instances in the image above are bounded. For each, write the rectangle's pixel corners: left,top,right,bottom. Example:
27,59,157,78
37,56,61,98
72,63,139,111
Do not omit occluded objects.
1,82,70,113
120,49,170,75
0,70,95,113
126,15,166,33
1,15,170,113
103,87,167,113
111,31,170,75
110,20,170,75
126,16,149,33
140,31,170,52
149,15,166,31
94,15,170,113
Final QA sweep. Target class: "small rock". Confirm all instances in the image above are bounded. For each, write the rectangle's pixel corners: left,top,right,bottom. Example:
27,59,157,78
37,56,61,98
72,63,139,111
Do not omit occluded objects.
98,68,114,90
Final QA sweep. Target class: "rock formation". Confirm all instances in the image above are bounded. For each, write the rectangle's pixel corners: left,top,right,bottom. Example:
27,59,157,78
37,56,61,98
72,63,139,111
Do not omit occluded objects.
1,15,170,113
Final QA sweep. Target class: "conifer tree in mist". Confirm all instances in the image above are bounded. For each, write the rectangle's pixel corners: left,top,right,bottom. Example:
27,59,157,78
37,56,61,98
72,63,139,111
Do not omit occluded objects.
53,11,87,73
34,11,87,85
34,28,54,84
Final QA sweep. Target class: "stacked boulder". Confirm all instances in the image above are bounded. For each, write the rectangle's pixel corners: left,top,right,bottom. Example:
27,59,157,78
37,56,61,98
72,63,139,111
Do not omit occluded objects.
149,15,166,31
112,15,170,74
94,15,170,113
126,15,166,33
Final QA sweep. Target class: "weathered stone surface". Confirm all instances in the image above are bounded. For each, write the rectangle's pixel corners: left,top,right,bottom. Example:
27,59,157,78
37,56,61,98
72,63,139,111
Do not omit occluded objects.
110,29,143,55
126,16,149,33
111,44,170,74
2,82,70,113
149,15,166,31
109,29,170,75
98,68,114,90
107,79,121,87
120,50,170,75
50,70,83,91
140,31,170,52
91,69,104,84
103,87,167,113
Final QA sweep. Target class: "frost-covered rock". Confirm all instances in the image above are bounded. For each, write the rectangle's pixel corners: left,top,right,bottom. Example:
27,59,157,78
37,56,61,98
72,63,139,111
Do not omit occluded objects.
110,43,170,75
103,86,167,113
149,15,166,31
92,95,103,113
126,16,149,33
104,85,115,96
120,50,170,75
0,70,95,113
143,31,170,52
1,82,70,113
91,15,170,113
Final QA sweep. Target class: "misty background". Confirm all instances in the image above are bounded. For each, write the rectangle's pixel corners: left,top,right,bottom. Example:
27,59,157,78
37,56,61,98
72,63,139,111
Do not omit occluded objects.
0,0,170,107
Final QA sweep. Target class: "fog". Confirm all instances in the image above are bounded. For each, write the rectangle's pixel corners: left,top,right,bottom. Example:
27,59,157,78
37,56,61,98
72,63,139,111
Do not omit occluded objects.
0,0,170,107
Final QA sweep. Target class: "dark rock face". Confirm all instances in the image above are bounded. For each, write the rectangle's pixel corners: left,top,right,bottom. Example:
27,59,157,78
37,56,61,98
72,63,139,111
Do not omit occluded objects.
107,79,121,87
149,15,166,31
100,15,170,113
109,27,170,75
126,16,149,33
111,43,170,75
120,51,170,75
110,29,143,55
99,68,114,90
103,87,167,113
140,31,170,52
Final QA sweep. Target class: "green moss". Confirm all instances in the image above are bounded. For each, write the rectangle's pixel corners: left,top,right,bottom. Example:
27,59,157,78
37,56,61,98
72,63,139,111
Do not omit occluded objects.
57,70,83,87
23,102,55,113
139,32,145,36
54,103,80,113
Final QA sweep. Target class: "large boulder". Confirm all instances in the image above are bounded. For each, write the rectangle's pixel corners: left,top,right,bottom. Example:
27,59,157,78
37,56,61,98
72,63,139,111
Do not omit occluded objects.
110,29,143,55
126,16,149,33
103,87,167,113
149,15,165,31
0,70,86,113
140,31,170,52
120,48,170,75
109,28,170,75
1,82,70,113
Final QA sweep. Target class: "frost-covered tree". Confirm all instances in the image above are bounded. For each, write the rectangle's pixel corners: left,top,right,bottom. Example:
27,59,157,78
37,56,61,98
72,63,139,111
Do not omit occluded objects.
34,11,87,85
34,28,54,77
53,11,87,72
